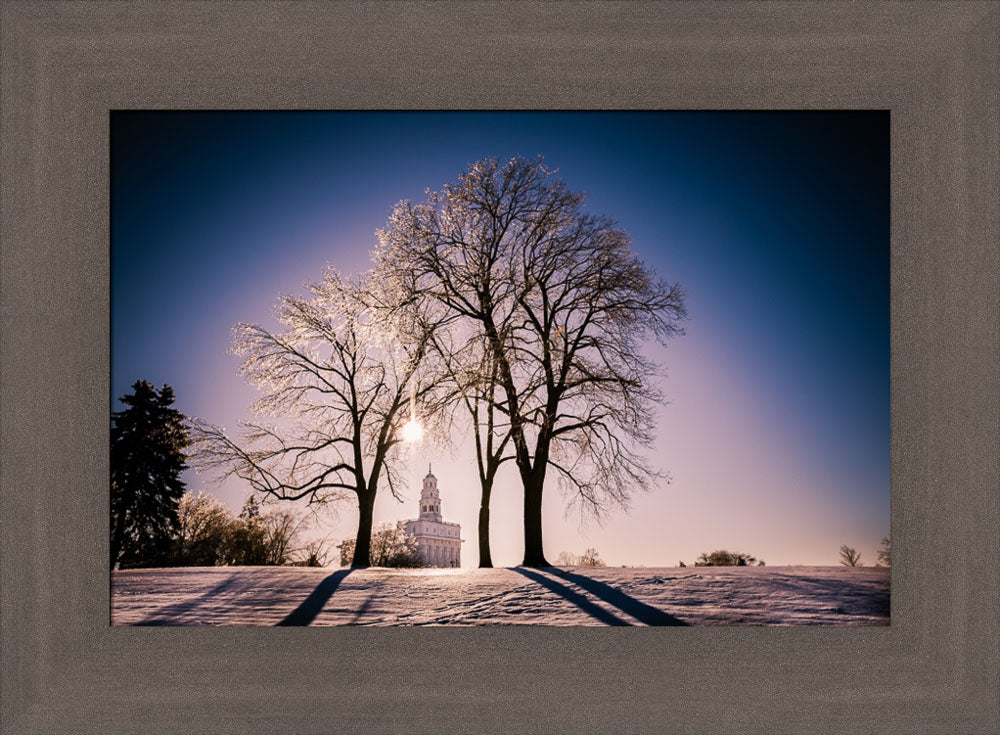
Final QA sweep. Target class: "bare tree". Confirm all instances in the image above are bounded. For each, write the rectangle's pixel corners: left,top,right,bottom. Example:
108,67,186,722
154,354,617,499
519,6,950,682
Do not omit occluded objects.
368,236,510,567
839,545,862,567
876,536,890,567
377,156,686,566
173,491,233,566
337,523,423,568
189,268,439,567
429,328,515,568
579,547,605,567
225,500,306,566
555,550,579,566
295,536,336,567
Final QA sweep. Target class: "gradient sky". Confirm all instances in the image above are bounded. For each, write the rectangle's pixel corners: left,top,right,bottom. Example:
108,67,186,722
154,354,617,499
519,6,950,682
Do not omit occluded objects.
112,111,889,567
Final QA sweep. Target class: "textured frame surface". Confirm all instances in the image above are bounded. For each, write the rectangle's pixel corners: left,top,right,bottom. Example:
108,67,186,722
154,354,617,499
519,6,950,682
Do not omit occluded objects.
1,2,997,733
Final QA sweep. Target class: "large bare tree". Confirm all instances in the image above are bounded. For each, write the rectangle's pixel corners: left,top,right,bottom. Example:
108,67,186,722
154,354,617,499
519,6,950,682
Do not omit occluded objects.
189,268,440,567
369,246,518,568
377,157,687,566
431,328,515,568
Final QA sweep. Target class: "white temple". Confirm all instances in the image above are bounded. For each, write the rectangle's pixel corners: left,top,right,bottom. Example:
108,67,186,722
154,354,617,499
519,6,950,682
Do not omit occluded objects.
399,464,462,567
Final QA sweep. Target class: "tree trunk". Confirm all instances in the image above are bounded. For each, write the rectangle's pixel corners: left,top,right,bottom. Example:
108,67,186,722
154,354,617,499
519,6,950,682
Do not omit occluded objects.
478,483,493,568
521,476,549,567
351,491,376,568
110,506,127,570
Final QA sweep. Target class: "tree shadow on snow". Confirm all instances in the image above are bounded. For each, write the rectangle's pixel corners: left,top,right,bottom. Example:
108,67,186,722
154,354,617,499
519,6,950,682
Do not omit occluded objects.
276,569,354,626
511,567,632,625
347,592,376,625
135,572,254,626
762,573,890,617
545,568,689,626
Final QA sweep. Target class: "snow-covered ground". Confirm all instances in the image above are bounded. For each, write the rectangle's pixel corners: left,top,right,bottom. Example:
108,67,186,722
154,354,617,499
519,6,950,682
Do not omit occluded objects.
112,566,889,626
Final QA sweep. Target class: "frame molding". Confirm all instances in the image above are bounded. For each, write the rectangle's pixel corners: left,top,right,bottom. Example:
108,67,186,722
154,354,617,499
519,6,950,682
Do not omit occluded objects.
2,2,997,732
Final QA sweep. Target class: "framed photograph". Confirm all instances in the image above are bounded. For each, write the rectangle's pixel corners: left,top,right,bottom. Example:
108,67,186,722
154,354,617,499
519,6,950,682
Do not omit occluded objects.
2,2,997,733
107,110,891,630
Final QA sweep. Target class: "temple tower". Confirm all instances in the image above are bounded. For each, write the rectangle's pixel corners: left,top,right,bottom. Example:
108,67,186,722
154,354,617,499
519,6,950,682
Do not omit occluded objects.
400,463,463,567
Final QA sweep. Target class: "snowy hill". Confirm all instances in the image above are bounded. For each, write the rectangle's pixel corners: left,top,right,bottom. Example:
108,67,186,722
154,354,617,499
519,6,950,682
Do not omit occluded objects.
112,565,889,626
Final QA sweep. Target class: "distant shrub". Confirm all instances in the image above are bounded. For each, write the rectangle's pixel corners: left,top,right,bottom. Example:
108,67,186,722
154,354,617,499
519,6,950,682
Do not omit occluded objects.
172,491,233,566
339,523,423,568
224,497,303,566
839,545,862,567
876,537,890,567
694,550,760,567
168,491,315,567
555,551,579,566
556,549,605,567
294,537,335,567
579,548,605,567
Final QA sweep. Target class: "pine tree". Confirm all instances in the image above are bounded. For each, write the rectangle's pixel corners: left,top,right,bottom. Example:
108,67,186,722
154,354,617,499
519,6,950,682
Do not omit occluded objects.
110,380,190,568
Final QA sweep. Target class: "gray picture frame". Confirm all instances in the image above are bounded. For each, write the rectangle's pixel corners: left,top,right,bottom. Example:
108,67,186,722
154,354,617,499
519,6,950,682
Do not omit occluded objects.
1,2,997,733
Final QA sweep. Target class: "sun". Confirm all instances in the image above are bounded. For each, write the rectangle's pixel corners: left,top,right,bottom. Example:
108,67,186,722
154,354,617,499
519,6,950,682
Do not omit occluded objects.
402,384,423,443
401,417,423,443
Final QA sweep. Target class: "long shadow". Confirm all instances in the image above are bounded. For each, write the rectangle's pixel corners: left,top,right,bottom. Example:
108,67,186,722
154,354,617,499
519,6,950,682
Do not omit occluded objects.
136,572,247,626
511,567,631,626
276,569,353,626
768,572,888,596
546,568,689,626
763,574,890,617
347,593,376,625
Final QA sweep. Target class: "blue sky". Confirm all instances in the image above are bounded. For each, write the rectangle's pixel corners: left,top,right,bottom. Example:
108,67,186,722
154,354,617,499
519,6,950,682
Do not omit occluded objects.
112,111,889,566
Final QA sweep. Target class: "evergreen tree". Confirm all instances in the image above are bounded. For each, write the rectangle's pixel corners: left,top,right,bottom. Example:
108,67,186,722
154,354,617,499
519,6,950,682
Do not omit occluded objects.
110,380,189,568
